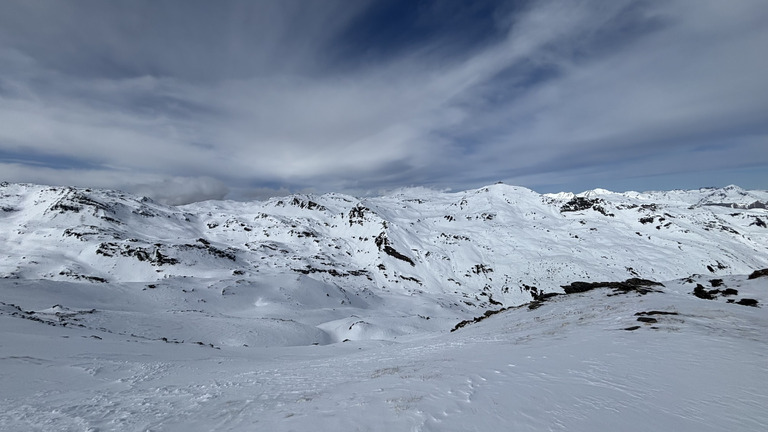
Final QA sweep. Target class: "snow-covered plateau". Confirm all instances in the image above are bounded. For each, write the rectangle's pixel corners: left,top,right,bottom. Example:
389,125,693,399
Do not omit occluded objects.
1,182,766,431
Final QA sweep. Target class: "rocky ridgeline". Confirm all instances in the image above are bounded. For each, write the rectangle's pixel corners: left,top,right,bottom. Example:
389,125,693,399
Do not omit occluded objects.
451,271,765,332
1,182,767,309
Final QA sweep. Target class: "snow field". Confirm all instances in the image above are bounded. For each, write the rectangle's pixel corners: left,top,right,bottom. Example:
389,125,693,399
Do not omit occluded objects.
1,274,767,431
1,182,767,430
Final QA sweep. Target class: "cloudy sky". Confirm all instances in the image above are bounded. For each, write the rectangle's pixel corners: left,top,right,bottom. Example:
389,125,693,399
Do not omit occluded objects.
1,0,766,204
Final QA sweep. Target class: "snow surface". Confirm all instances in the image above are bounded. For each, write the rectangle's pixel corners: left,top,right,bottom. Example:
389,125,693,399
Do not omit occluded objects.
1,182,767,431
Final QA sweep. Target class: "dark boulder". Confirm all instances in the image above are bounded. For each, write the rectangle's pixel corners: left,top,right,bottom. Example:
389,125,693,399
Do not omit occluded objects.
693,284,718,300
561,278,663,295
747,268,768,279
736,298,759,307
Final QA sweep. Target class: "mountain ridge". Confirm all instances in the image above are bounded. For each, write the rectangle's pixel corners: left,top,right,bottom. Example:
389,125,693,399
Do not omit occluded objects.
2,182,766,310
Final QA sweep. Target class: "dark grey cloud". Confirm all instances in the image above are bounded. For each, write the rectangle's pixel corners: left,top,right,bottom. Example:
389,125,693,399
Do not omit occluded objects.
0,0,369,80
0,0,766,203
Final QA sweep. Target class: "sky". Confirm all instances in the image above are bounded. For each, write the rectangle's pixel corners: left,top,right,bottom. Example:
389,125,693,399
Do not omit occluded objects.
0,0,767,204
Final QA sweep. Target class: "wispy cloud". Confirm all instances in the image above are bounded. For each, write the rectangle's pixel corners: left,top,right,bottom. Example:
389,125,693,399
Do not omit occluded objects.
0,0,766,202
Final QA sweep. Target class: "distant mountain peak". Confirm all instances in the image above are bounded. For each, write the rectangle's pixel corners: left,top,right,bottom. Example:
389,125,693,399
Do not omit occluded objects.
1,182,766,309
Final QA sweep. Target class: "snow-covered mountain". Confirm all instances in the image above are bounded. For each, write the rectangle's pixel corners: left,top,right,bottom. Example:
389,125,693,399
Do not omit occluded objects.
1,182,766,303
1,182,767,431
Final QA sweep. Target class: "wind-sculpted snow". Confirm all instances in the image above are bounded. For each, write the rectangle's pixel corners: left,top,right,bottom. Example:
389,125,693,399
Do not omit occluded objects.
1,182,767,430
1,273,766,431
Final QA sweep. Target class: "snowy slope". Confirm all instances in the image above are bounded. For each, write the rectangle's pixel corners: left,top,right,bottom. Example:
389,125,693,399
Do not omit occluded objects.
1,182,767,431
0,273,766,431
2,182,767,308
